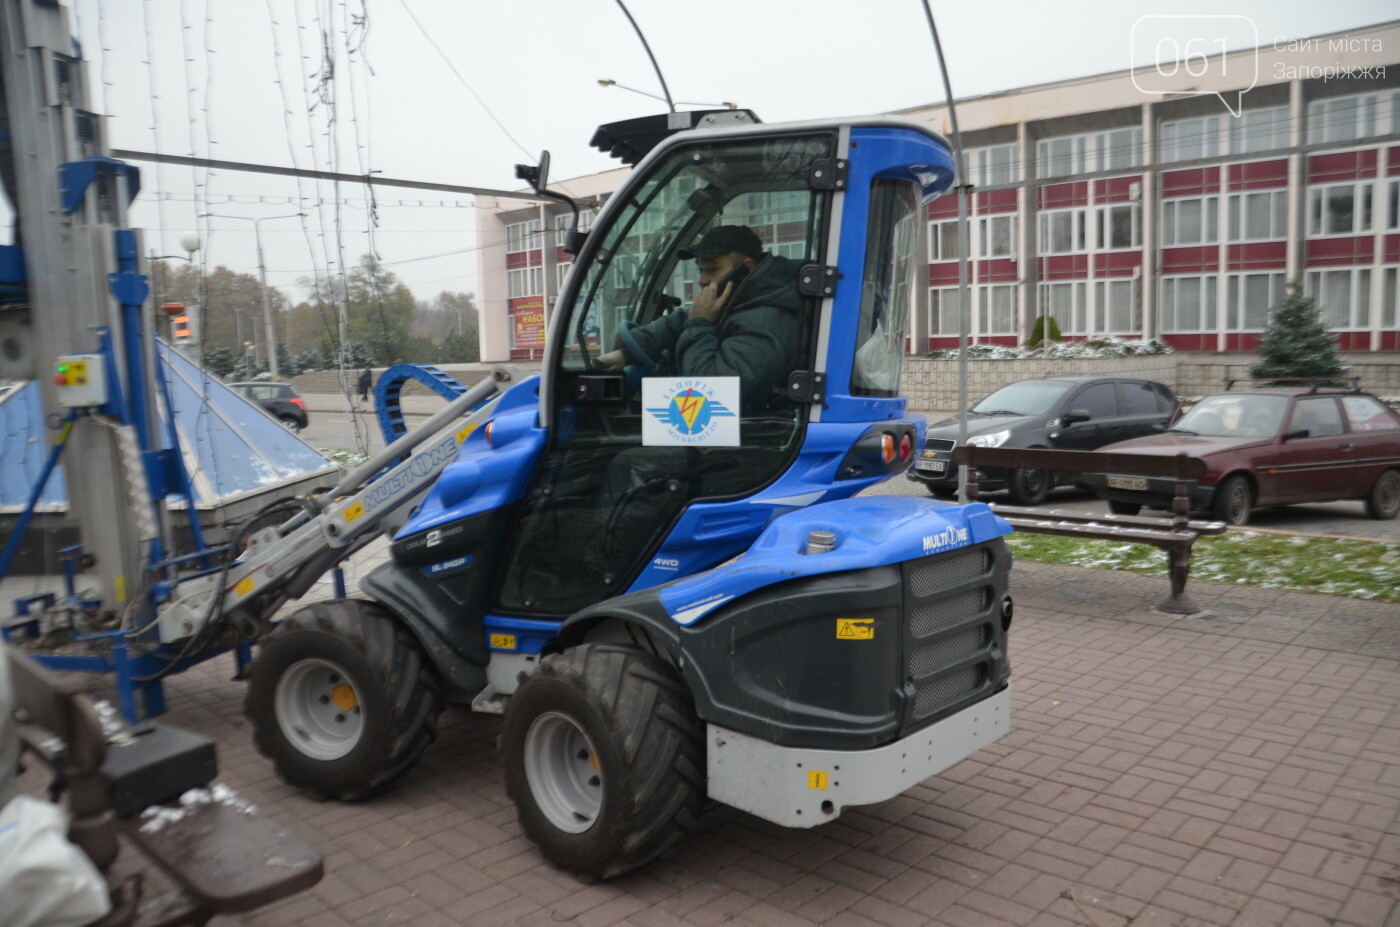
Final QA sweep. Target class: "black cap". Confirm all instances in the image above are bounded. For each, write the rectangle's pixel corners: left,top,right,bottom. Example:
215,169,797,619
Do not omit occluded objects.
678,225,764,260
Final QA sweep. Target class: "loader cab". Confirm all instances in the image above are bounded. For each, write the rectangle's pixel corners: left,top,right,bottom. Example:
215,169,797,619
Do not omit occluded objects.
495,131,835,615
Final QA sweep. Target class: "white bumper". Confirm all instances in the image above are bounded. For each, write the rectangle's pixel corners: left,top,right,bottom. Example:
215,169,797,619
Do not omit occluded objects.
706,685,1010,828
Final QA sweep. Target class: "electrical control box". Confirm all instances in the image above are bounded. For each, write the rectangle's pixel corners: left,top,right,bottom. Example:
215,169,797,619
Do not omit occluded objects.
53,353,107,407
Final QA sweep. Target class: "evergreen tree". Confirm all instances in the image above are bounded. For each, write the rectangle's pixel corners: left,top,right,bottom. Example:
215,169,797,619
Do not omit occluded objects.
1250,284,1347,385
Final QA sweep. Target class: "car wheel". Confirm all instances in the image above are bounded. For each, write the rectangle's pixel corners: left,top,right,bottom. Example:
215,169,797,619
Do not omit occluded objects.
501,645,704,880
1006,467,1050,506
279,416,301,433
1211,475,1253,526
925,484,958,500
1107,501,1141,516
244,599,441,800
1364,469,1400,520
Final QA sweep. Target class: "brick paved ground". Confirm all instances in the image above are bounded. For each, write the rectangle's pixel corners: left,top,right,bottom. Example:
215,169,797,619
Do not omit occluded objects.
13,561,1400,926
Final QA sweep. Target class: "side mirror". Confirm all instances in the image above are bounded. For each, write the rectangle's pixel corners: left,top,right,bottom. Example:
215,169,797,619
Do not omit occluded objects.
1284,428,1310,441
514,151,551,193
1062,409,1091,426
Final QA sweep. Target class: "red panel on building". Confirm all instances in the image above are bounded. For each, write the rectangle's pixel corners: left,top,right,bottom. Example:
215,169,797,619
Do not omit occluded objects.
928,264,960,286
1334,332,1372,351
1160,247,1218,273
1162,334,1214,352
1038,255,1089,279
1305,237,1373,266
978,259,1018,283
1037,182,1089,210
929,198,959,219
1098,251,1142,275
1307,149,1378,184
1380,330,1399,351
976,188,1018,212
1384,233,1400,262
1161,167,1220,198
1226,159,1288,191
506,251,528,270
1388,146,1400,177
1225,242,1287,271
1094,176,1140,203
1223,333,1264,352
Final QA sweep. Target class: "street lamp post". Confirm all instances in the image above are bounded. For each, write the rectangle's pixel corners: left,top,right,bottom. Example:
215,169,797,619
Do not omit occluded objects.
200,212,303,380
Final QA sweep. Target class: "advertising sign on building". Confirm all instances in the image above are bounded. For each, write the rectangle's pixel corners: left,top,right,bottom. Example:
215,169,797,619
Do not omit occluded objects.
510,297,546,349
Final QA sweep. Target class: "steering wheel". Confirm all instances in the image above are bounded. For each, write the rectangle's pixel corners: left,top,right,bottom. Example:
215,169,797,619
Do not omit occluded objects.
616,320,663,394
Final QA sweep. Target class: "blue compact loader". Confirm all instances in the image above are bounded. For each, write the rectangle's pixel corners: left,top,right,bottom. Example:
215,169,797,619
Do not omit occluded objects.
213,112,1014,878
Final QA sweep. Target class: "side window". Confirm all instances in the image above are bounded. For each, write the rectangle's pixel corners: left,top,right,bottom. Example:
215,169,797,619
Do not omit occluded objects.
1119,381,1162,415
1291,397,1344,437
1341,395,1398,432
1072,383,1119,418
851,179,920,396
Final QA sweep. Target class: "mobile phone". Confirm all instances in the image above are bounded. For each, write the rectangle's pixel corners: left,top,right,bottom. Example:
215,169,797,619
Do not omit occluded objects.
713,263,750,300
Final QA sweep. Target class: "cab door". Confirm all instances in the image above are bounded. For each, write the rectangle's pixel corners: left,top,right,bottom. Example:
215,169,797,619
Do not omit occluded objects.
493,132,835,617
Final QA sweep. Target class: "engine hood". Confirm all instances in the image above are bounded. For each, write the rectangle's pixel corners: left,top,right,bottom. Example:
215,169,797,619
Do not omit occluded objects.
926,413,1036,438
1098,432,1273,456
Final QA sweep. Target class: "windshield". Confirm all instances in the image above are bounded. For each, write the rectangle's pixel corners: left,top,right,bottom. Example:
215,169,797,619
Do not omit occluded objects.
971,380,1074,417
561,135,831,372
1175,393,1288,437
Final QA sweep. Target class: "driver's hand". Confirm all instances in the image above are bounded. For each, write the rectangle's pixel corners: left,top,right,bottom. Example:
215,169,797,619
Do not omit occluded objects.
690,281,734,324
597,349,625,371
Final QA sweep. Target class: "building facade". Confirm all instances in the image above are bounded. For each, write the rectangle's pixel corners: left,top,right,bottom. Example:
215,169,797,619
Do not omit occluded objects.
476,21,1400,362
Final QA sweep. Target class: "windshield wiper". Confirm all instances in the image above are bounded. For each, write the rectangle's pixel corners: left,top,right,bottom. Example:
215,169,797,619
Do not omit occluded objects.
973,409,1021,416
1169,427,1199,435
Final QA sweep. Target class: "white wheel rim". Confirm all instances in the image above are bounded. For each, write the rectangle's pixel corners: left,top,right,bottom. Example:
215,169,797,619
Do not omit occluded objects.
523,712,602,834
274,658,364,761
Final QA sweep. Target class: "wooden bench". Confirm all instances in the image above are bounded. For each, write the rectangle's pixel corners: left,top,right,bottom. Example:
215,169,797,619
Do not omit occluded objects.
5,648,323,926
951,447,1227,615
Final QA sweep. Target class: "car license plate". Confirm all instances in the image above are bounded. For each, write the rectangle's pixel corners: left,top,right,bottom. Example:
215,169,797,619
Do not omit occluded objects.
1107,475,1148,491
915,460,947,474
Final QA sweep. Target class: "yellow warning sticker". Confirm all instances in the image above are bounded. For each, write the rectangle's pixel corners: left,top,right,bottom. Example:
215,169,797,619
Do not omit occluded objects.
343,502,366,523
456,423,477,444
234,577,255,597
489,634,517,651
808,770,829,790
836,618,874,640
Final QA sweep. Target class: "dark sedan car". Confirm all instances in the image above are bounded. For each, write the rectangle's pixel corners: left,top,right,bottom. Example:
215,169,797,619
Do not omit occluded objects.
1084,387,1400,525
907,375,1178,504
229,381,309,432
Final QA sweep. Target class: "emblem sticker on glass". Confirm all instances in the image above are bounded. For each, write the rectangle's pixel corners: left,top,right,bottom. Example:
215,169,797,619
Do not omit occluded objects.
642,377,740,447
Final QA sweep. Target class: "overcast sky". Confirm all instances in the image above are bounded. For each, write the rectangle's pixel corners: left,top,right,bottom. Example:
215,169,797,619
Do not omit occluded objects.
55,0,1398,306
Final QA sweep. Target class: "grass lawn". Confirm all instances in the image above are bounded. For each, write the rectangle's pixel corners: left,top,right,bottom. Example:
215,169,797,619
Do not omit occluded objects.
1006,530,1400,603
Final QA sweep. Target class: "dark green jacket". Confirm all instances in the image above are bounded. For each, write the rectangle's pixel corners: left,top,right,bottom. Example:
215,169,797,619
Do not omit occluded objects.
623,254,805,409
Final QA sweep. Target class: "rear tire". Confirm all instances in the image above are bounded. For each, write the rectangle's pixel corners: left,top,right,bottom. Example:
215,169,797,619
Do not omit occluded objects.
1365,469,1400,520
1211,475,1253,526
1006,467,1051,506
279,416,301,433
1107,501,1141,516
244,599,441,800
925,484,957,499
501,644,704,880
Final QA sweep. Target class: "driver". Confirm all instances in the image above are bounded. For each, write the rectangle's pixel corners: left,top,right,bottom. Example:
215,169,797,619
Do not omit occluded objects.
597,224,804,410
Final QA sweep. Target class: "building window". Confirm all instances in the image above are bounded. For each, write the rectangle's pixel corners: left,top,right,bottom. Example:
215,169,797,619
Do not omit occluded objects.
1039,280,1088,335
977,214,1016,258
1095,278,1140,334
1308,183,1374,237
929,219,960,261
1306,268,1371,330
506,218,542,253
1226,272,1285,332
1038,135,1086,178
967,144,1016,187
1227,190,1287,242
1385,268,1400,330
1099,128,1142,172
1096,203,1140,250
1160,196,1218,246
1389,180,1399,232
507,266,543,299
978,284,1017,335
1230,106,1289,154
928,286,962,336
553,210,595,234
1307,93,1379,144
1160,115,1221,163
1038,208,1086,254
556,262,572,289
1160,275,1218,333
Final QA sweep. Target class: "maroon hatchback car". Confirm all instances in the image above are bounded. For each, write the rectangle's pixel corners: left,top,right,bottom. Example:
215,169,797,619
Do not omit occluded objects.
1084,387,1400,525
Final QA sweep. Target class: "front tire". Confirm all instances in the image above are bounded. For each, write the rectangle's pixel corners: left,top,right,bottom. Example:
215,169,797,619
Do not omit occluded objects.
501,644,704,880
244,599,441,800
1211,475,1253,526
1107,501,1141,516
1006,467,1051,506
1365,469,1400,520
